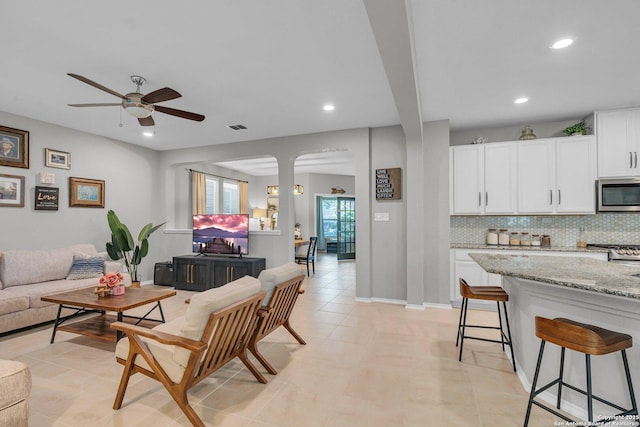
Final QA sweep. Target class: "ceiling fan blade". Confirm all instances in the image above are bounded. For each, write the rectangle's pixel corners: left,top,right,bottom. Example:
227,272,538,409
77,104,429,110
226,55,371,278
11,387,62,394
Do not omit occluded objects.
141,87,181,104
67,73,125,99
138,116,155,127
155,105,205,122
68,103,121,107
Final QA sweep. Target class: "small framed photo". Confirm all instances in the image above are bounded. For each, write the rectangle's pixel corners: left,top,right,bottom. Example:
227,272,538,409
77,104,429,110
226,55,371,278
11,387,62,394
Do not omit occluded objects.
45,148,71,169
0,125,29,169
69,177,105,208
0,174,25,207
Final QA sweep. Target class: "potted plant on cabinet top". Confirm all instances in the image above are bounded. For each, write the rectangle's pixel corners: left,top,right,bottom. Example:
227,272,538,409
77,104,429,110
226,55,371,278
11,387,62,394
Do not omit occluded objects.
563,120,589,136
105,210,165,287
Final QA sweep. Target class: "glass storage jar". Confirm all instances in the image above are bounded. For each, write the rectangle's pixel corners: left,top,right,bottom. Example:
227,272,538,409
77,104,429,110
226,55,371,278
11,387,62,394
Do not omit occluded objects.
509,232,520,246
498,229,509,246
486,228,498,245
531,234,541,246
520,232,530,246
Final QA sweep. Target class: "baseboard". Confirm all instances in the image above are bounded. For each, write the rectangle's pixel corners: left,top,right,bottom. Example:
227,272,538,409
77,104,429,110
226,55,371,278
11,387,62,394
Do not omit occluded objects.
422,302,452,310
371,297,406,305
405,303,425,310
354,297,372,303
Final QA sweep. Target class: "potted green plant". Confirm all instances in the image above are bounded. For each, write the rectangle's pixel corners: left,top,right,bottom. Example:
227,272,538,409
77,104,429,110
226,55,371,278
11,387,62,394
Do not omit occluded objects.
105,210,165,287
563,120,589,136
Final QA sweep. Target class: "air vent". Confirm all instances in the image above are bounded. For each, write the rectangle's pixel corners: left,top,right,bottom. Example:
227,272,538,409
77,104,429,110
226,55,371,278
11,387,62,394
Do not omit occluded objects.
227,124,247,130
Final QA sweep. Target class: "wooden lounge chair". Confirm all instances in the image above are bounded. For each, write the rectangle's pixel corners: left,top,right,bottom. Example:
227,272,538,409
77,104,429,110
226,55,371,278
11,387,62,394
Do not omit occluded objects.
249,273,306,374
111,276,266,427
248,263,307,375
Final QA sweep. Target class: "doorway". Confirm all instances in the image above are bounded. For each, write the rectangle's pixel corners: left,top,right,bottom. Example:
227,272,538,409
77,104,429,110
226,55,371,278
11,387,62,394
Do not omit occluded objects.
316,196,356,260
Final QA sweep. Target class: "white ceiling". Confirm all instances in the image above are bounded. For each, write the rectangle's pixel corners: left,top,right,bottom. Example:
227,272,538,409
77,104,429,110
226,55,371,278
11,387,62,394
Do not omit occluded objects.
2,1,640,174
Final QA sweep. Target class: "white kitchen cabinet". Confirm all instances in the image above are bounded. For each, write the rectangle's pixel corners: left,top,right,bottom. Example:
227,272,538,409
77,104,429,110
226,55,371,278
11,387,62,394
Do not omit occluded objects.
449,250,503,306
517,140,555,213
516,137,596,214
484,143,517,213
596,109,640,178
450,145,483,214
555,136,597,213
450,143,516,215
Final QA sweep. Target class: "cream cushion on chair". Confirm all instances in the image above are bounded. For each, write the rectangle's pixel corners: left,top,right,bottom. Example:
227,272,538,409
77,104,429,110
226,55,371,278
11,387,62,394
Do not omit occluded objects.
115,275,261,383
257,262,302,305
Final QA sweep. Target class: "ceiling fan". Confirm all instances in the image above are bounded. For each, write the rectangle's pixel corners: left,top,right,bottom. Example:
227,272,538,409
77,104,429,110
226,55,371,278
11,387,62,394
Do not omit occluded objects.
67,73,205,126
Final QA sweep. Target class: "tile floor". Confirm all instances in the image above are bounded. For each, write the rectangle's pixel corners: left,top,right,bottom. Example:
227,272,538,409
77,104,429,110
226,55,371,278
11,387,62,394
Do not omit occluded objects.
0,254,558,426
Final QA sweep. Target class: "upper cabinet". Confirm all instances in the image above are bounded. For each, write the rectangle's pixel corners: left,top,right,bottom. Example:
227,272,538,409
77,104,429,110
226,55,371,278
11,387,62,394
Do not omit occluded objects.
516,140,555,213
596,109,640,177
555,136,597,213
451,136,596,215
449,142,516,215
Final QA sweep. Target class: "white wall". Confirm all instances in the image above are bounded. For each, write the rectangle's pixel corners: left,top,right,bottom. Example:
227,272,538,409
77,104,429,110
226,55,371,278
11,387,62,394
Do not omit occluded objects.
371,126,407,300
423,120,451,304
0,110,453,306
0,110,162,282
450,116,593,146
156,128,374,298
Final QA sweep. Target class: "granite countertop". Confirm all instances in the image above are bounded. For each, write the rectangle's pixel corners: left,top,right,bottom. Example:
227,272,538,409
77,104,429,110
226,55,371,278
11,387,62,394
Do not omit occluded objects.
451,243,609,254
470,253,640,300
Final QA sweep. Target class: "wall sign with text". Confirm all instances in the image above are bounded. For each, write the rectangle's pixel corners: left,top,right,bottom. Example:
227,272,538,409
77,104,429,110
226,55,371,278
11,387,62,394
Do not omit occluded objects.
375,168,401,200
34,186,59,210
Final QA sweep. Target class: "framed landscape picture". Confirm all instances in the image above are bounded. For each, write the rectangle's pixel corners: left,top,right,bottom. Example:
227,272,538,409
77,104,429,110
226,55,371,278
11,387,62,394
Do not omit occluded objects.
45,148,71,169
0,174,25,207
0,125,29,169
69,177,105,208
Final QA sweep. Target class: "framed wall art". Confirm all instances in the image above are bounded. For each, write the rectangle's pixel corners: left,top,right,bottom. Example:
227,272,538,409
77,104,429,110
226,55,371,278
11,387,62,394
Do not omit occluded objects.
0,174,25,207
35,186,59,210
69,177,105,208
45,148,71,169
0,125,29,169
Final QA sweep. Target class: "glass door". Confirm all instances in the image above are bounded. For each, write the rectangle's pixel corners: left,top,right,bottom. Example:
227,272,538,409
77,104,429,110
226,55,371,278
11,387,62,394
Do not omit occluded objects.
337,197,355,260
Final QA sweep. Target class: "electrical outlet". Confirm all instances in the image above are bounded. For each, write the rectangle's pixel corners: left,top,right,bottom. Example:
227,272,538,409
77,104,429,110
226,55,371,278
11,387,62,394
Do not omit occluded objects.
374,212,389,221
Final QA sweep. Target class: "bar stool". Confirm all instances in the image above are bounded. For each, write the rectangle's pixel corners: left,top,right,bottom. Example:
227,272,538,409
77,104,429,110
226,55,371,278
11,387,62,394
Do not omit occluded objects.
524,317,639,426
456,278,516,372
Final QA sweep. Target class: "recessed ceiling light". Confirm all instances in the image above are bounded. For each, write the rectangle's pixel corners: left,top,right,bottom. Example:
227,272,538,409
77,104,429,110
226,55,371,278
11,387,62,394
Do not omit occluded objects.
323,104,335,111
514,97,529,104
143,131,154,137
551,38,574,49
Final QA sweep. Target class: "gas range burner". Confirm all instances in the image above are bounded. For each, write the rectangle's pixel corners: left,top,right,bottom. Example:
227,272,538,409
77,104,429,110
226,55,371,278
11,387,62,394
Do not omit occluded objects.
587,244,640,261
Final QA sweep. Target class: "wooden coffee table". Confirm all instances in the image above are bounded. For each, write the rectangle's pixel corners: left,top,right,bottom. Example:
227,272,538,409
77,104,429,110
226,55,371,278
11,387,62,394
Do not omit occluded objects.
41,287,176,343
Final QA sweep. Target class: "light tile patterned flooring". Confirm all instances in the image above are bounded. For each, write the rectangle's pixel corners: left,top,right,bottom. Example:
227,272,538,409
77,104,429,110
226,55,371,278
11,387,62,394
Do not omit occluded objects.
0,254,557,426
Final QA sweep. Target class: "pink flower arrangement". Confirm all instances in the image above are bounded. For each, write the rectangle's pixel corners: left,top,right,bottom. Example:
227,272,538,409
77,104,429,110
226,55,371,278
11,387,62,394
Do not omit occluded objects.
99,272,124,288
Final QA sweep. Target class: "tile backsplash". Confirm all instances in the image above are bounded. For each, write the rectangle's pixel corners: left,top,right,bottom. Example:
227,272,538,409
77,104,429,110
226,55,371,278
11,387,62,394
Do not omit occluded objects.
451,214,640,246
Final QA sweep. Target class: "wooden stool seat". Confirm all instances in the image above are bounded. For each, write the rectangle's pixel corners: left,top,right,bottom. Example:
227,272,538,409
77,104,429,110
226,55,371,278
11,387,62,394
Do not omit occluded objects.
524,316,638,426
460,283,509,302
536,317,632,356
456,278,516,372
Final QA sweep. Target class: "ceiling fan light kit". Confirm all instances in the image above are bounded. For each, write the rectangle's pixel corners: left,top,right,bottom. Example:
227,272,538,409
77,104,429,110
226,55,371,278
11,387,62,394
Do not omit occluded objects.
67,73,205,126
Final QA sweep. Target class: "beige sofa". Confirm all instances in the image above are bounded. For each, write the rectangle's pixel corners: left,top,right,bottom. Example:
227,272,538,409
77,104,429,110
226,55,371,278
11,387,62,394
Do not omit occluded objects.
0,244,129,334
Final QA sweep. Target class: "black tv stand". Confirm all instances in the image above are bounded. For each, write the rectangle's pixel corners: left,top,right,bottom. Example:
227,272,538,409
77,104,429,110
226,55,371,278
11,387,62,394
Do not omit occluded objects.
173,255,265,291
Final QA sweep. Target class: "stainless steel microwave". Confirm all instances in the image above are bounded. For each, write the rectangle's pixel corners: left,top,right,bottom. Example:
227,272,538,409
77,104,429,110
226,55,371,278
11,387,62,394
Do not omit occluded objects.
597,178,640,212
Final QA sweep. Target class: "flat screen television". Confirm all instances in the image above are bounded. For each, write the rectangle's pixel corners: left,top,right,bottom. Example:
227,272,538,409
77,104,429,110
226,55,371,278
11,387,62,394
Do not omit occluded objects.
192,214,249,255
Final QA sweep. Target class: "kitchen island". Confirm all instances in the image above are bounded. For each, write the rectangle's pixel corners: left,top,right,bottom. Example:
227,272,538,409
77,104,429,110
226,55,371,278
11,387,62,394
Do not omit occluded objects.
469,253,640,422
